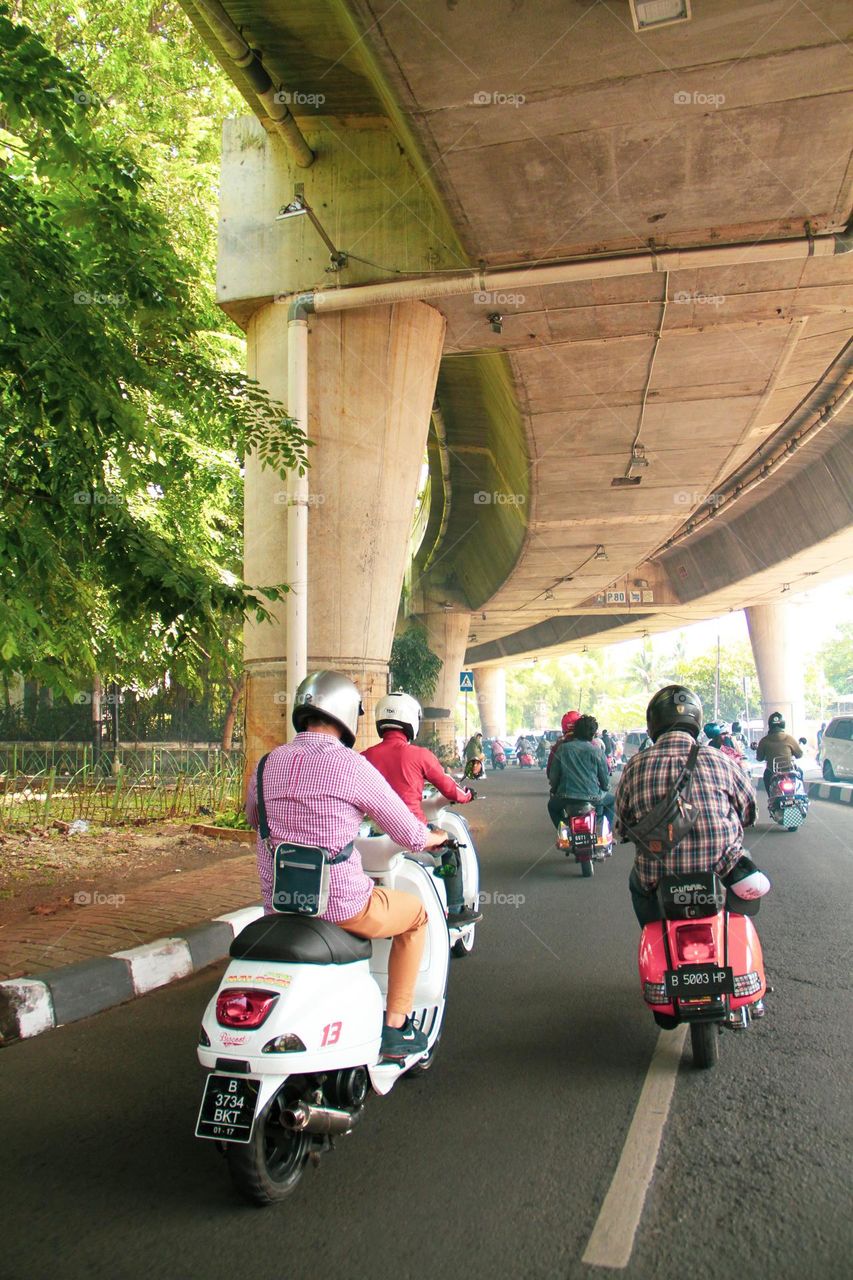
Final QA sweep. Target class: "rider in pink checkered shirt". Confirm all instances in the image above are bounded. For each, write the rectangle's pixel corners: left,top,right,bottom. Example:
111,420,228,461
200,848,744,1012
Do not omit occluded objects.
246,671,447,1062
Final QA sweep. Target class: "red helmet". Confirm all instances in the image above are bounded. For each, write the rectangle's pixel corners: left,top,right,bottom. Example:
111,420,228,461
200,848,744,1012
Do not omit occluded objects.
561,710,581,735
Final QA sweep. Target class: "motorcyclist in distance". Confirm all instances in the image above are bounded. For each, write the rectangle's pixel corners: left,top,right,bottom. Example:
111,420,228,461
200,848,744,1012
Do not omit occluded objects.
755,712,804,794
548,713,615,842
363,692,481,926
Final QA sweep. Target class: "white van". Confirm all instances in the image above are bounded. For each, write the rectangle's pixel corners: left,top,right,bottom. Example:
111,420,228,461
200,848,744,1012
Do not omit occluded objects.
623,729,651,761
821,717,853,782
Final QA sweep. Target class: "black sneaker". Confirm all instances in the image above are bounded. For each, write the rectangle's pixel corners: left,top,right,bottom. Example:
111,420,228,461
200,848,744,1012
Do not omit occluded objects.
381,1017,428,1060
447,905,483,926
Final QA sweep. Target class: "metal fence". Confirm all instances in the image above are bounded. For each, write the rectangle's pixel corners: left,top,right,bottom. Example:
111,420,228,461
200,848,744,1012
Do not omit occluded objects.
0,744,246,830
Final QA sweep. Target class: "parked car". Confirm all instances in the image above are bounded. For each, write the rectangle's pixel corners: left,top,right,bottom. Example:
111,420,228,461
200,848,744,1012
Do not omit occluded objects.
820,716,853,781
622,729,652,761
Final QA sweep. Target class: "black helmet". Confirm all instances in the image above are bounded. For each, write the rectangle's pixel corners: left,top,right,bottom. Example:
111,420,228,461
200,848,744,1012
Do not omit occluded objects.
731,720,742,733
768,711,785,731
646,685,703,742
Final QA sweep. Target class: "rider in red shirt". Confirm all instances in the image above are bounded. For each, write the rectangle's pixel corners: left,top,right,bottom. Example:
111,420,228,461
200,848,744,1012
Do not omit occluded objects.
363,692,480,925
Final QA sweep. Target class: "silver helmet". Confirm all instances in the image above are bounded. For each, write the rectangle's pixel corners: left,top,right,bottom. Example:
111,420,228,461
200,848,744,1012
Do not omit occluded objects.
292,671,363,747
375,691,422,741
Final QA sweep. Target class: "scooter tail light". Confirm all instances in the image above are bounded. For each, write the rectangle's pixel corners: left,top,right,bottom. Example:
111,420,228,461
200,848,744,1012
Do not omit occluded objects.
643,981,668,1004
734,971,762,997
216,988,279,1029
570,814,595,834
674,923,716,962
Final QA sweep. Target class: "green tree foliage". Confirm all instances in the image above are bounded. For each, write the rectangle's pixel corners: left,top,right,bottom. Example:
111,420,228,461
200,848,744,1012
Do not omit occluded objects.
389,624,442,702
672,643,758,723
818,622,853,696
504,636,761,732
0,5,305,692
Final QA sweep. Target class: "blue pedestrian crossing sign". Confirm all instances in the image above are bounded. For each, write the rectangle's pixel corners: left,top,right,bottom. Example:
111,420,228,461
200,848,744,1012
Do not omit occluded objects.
459,670,475,692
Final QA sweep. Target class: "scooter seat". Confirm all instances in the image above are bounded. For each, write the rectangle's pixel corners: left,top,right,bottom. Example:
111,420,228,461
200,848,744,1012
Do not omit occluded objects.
230,915,372,965
561,799,596,817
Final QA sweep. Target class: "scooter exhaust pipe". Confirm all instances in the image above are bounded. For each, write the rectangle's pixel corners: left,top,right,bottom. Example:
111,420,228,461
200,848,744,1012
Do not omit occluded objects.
282,1102,362,1135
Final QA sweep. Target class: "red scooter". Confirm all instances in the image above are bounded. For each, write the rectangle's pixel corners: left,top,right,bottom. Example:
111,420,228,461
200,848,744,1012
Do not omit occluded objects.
556,803,614,877
518,749,535,769
491,743,507,770
638,869,767,1068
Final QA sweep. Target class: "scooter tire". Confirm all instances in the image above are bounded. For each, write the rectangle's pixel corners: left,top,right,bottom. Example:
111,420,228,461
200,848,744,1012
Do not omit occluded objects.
580,858,594,878
226,1097,310,1205
451,926,476,958
690,1021,719,1069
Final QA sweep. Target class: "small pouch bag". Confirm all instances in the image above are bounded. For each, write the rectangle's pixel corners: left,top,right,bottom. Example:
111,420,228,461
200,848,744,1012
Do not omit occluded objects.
256,754,351,917
621,741,701,859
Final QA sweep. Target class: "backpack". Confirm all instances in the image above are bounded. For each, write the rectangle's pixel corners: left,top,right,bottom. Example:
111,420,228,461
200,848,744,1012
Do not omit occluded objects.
621,741,701,859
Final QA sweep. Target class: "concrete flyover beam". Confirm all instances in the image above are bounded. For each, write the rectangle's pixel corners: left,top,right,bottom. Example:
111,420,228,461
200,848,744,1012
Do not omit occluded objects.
243,300,446,764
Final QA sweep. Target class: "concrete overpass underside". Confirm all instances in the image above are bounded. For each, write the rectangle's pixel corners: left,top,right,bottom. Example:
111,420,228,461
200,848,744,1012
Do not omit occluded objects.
180,0,853,745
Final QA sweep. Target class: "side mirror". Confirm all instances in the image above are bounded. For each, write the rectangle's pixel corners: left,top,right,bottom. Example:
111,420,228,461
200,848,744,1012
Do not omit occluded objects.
750,742,758,751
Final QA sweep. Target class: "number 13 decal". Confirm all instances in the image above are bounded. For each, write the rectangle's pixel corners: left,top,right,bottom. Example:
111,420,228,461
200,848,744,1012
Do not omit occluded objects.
321,1021,342,1047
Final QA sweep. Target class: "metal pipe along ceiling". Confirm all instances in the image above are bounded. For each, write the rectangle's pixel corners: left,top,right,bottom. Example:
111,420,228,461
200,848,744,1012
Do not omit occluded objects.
194,0,314,168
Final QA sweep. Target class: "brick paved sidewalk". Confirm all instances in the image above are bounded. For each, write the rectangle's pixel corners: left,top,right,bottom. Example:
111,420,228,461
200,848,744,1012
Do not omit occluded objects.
0,853,259,981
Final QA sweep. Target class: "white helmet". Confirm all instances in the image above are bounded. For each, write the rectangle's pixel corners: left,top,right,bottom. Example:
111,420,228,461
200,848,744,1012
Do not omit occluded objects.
375,691,422,741
292,671,363,748
729,868,772,900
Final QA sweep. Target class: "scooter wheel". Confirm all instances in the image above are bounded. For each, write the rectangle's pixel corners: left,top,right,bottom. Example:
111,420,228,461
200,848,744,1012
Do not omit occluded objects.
452,926,476,958
226,1096,310,1205
580,859,594,878
690,1021,719,1069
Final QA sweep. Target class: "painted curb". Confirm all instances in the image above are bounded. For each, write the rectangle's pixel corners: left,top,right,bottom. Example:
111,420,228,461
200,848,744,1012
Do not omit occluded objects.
0,903,264,1047
808,781,853,805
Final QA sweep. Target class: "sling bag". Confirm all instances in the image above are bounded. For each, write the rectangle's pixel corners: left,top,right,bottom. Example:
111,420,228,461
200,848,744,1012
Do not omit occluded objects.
256,753,352,917
621,740,701,860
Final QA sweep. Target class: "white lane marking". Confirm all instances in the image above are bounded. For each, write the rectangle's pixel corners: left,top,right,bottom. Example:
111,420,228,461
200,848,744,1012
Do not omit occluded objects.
582,1026,688,1269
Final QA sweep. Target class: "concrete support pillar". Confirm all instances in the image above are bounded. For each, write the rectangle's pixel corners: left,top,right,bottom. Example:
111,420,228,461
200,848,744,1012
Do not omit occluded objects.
243,300,446,765
474,666,506,740
420,602,471,753
745,601,806,734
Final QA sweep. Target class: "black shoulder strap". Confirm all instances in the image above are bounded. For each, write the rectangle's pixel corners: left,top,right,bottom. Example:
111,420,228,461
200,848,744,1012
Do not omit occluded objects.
256,753,271,842
678,740,702,799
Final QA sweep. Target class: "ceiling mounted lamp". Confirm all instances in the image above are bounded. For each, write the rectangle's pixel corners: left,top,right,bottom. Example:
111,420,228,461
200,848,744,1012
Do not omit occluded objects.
276,189,348,271
593,545,608,560
544,589,555,600
628,0,691,32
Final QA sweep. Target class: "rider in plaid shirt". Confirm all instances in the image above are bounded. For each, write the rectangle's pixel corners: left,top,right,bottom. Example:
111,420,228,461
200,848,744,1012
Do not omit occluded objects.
616,685,757,925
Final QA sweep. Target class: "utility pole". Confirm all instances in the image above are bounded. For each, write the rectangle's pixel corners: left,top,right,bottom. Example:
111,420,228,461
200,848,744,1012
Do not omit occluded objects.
92,674,102,770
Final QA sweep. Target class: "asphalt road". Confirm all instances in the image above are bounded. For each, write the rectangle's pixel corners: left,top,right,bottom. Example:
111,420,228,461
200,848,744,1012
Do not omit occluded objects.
2,770,851,1280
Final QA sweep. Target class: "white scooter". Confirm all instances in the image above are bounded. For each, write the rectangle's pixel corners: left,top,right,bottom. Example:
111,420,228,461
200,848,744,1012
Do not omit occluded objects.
420,786,481,958
195,839,452,1205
